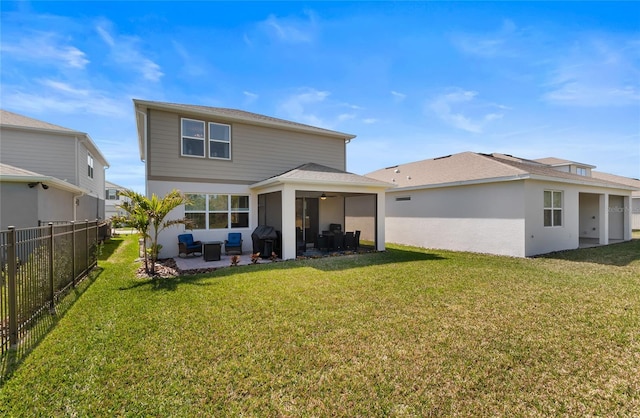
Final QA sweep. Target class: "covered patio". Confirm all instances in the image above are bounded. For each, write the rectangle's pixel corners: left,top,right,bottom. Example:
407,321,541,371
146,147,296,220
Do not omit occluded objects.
250,163,392,260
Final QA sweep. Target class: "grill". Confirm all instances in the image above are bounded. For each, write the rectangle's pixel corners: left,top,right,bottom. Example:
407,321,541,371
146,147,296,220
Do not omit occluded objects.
251,225,280,258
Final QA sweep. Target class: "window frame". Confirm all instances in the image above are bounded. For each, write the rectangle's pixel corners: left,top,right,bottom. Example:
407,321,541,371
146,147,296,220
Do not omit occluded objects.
181,118,206,158
185,193,250,230
543,190,563,227
208,122,232,160
106,189,119,200
576,167,587,176
87,153,94,179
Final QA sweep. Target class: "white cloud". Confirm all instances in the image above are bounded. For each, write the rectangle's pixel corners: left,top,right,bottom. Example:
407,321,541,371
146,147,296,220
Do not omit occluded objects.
0,31,89,69
1,79,127,118
243,91,259,104
279,88,330,127
543,37,640,106
451,19,523,58
338,113,356,122
429,89,505,133
259,10,318,43
40,80,91,97
95,21,164,82
391,91,407,102
362,118,378,124
172,40,206,77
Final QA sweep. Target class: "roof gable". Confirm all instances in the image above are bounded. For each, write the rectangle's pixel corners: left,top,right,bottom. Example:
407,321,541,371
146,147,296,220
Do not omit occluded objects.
251,162,392,189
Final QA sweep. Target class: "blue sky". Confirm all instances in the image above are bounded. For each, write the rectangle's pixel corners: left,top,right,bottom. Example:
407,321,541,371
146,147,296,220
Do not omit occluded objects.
1,1,639,193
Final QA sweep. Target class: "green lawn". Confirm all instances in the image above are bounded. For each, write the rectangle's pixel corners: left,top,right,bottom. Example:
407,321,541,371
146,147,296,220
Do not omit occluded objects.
1,235,639,416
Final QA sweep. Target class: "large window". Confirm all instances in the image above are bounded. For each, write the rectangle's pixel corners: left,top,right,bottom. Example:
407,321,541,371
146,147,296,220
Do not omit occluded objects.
185,193,249,229
181,118,231,159
181,118,205,157
544,190,563,227
209,122,231,160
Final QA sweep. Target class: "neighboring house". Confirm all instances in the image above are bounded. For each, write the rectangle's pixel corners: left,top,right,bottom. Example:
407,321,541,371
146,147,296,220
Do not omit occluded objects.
133,99,390,260
365,152,637,257
590,171,640,230
0,110,109,229
104,180,130,220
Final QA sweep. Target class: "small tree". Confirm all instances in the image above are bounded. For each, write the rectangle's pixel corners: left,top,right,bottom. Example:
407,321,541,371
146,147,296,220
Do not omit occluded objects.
119,189,190,275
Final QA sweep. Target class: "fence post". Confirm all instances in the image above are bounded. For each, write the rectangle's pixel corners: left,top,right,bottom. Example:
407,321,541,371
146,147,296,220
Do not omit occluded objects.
49,222,55,314
85,220,89,274
7,226,18,348
71,221,76,287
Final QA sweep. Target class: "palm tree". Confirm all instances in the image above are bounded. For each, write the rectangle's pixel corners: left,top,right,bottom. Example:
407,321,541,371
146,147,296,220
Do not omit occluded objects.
119,189,190,275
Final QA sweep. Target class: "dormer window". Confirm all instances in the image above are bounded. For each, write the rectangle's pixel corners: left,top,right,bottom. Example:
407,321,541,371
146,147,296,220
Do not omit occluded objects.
576,167,588,176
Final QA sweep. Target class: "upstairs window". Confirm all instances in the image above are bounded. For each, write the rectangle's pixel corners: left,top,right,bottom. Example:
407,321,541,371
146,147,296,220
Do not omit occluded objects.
576,167,587,176
87,153,94,178
543,190,563,227
209,122,231,160
181,118,205,157
106,189,119,200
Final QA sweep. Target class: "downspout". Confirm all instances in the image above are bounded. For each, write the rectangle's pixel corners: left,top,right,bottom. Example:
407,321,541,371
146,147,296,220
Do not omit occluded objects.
344,138,351,172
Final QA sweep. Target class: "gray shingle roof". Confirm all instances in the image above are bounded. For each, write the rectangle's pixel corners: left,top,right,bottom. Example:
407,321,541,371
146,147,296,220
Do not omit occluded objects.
252,162,392,189
592,171,640,197
534,157,595,168
0,162,45,177
366,152,637,191
0,109,77,133
133,99,355,140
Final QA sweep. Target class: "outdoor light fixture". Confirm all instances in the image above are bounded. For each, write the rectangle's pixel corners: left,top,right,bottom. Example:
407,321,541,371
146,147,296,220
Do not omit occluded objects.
320,193,327,200
27,182,48,189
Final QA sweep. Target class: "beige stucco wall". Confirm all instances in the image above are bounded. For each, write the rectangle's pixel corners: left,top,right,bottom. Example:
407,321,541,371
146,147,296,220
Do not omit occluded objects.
523,180,632,256
385,179,632,258
633,198,640,230
385,181,527,257
0,183,38,228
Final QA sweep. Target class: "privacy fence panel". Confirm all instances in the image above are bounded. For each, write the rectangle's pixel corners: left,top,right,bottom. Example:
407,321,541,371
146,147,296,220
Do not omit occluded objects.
0,220,107,356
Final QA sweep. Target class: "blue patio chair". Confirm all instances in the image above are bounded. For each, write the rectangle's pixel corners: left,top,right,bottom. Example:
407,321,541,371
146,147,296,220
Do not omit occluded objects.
225,232,243,255
178,233,202,258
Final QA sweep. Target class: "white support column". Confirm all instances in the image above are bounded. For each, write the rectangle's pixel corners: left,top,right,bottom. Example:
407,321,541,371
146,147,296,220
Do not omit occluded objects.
281,185,297,260
599,193,609,245
624,196,632,241
376,191,386,251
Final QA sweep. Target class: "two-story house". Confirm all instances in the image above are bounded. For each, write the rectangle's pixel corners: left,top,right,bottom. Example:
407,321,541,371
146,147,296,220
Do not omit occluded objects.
104,180,131,220
0,110,109,229
366,152,636,257
133,99,390,260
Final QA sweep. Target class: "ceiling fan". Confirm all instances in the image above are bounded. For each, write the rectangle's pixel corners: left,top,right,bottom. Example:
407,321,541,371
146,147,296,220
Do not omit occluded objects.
319,192,337,200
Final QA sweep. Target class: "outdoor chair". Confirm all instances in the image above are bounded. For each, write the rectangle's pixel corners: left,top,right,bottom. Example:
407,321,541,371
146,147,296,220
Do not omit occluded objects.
178,233,202,258
225,232,243,255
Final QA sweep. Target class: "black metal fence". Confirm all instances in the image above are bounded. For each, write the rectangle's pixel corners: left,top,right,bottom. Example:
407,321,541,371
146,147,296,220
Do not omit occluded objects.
0,220,110,355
